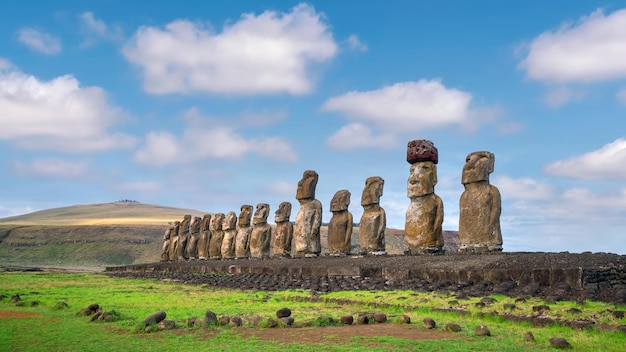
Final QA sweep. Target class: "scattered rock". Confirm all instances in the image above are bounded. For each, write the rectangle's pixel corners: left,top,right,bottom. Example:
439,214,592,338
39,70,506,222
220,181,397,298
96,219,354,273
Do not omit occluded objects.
373,313,387,323
9,294,21,303
276,307,291,318
566,308,582,314
448,300,459,306
532,305,550,314
398,314,411,324
229,315,243,327
279,316,295,326
612,310,625,319
617,325,626,334
475,325,491,336
29,300,40,307
524,331,535,341
144,311,166,326
218,315,230,325
340,315,354,325
357,315,370,325
503,303,516,311
204,310,218,326
422,317,436,329
549,337,572,349
481,297,496,304
445,323,462,332
87,303,100,312
53,301,69,310
158,320,176,330
187,317,200,327
247,316,262,326
265,318,278,328
475,302,486,308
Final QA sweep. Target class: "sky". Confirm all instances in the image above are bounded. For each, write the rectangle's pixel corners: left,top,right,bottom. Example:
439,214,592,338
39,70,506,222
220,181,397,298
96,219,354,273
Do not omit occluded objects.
1,1,626,254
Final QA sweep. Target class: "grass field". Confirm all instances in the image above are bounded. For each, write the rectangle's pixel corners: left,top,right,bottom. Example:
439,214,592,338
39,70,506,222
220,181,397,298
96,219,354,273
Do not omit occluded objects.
1,272,625,351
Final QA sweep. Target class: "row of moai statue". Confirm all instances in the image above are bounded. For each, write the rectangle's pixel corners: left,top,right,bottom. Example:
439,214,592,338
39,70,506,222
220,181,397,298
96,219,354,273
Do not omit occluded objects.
160,139,502,260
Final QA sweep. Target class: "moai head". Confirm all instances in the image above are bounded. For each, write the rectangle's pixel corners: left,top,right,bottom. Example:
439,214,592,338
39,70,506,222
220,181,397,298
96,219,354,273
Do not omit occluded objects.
462,151,495,184
210,213,225,231
408,162,437,197
238,205,253,227
296,170,319,200
407,139,438,165
222,211,237,230
200,214,212,231
253,203,270,225
330,189,351,212
274,201,292,223
361,176,384,206
173,221,181,235
183,214,191,222
192,216,202,231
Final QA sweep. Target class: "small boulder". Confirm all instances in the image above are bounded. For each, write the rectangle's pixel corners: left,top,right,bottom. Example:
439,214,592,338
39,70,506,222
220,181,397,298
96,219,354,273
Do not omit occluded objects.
357,315,369,325
265,318,278,328
373,313,387,323
247,316,262,326
204,310,218,326
524,331,535,341
9,294,21,303
549,337,572,349
532,305,550,314
53,301,69,310
29,300,40,307
340,315,354,325
566,308,582,314
279,316,294,326
616,325,626,334
187,317,200,327
475,325,491,336
445,323,462,332
422,318,436,329
276,307,291,318
481,297,496,304
159,320,176,330
144,311,166,326
218,315,230,325
87,303,100,312
229,316,243,327
612,310,625,319
503,303,516,311
398,314,411,324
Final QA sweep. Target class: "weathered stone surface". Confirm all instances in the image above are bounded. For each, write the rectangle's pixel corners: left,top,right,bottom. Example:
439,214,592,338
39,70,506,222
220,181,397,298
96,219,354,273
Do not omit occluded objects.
445,323,462,332
221,211,237,259
459,151,502,253
229,315,243,327
250,203,271,258
279,316,294,326
407,139,438,164
357,315,370,324
373,313,387,323
186,317,200,327
159,320,176,330
398,314,411,324
144,311,166,326
359,176,386,254
327,190,353,255
186,216,202,260
276,307,291,318
475,325,491,336
524,331,535,341
208,214,225,259
294,170,322,257
177,215,192,261
218,315,230,325
273,202,293,257
168,221,180,261
422,317,436,329
204,310,218,326
340,315,354,325
197,214,212,260
405,160,443,253
549,337,572,349
160,224,172,261
235,206,253,259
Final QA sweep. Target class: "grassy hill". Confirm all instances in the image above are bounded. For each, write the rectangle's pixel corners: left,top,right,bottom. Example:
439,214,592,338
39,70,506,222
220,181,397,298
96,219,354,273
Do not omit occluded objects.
0,201,459,269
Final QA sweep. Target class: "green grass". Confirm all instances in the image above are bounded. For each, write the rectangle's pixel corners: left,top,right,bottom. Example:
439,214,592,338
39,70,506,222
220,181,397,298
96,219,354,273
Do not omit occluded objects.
1,272,625,351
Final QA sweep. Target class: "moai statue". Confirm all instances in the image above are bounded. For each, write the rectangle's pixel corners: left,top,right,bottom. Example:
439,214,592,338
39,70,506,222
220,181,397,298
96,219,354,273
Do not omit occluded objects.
327,190,353,256
168,221,180,261
160,223,173,261
176,214,192,261
359,177,386,255
197,214,212,260
294,170,323,257
272,201,293,258
405,140,444,254
221,211,238,259
186,216,202,260
208,213,225,259
250,203,272,258
459,151,503,253
235,205,253,259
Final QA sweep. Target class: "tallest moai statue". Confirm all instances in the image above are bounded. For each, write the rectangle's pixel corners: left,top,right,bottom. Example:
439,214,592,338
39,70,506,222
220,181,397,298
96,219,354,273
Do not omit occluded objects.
294,170,322,257
404,140,444,254
459,151,503,253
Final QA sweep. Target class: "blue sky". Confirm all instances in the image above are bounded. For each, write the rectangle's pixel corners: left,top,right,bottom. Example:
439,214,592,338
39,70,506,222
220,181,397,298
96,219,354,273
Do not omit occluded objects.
2,1,626,254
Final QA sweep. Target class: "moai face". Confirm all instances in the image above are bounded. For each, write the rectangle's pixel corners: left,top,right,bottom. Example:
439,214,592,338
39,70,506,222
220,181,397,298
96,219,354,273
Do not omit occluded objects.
274,201,292,223
296,170,319,200
200,214,212,231
222,211,237,230
361,176,384,206
462,151,494,184
238,205,253,227
210,213,224,231
407,161,437,198
253,203,270,225
330,189,351,212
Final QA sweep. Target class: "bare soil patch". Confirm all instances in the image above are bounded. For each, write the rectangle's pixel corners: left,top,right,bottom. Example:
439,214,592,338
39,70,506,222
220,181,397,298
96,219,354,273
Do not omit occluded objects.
0,310,41,319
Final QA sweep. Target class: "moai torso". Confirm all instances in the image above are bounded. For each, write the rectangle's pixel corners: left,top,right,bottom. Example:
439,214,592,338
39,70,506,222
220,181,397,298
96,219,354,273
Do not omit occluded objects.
169,221,180,261
197,214,212,260
160,224,172,261
272,202,293,257
221,211,237,259
294,170,322,257
404,140,444,254
186,216,202,260
208,213,225,259
250,203,271,258
359,177,386,254
235,205,253,258
176,215,192,260
459,151,503,252
327,190,353,255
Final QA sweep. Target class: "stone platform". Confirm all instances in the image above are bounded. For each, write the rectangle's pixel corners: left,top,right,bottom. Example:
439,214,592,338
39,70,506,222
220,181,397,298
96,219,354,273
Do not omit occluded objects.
105,252,626,304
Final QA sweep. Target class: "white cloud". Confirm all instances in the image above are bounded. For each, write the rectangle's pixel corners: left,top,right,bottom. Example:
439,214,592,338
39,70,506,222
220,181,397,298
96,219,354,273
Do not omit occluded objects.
326,123,395,150
493,175,554,200
543,138,626,180
543,87,585,107
17,28,61,55
0,62,136,152
321,80,472,132
12,158,90,178
79,12,123,46
135,125,297,166
115,181,161,192
617,87,626,104
267,181,295,196
519,8,626,82
123,4,337,95
345,34,367,52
